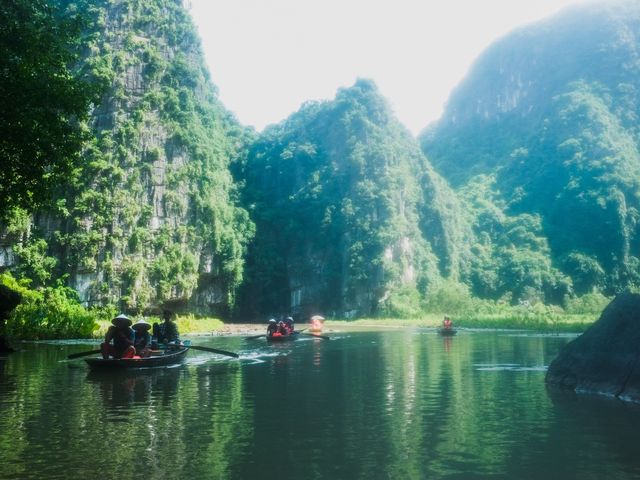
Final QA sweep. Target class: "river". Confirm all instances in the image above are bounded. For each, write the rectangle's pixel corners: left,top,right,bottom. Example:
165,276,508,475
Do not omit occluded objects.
1,328,639,479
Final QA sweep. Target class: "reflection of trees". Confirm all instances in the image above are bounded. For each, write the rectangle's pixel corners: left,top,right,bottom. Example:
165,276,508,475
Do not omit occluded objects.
335,332,573,478
4,334,637,478
0,347,253,479
0,357,26,478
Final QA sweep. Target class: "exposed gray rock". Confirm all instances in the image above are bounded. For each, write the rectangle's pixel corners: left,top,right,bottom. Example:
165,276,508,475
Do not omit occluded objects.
0,284,21,353
545,293,640,402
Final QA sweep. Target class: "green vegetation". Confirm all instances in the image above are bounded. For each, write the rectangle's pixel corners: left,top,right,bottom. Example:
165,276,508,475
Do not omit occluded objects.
2,0,253,322
0,0,101,217
93,313,224,338
237,79,453,317
0,273,101,339
422,2,640,298
2,0,638,334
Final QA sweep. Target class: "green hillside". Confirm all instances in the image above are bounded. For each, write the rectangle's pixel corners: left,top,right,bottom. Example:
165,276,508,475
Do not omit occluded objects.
2,0,253,316
236,79,466,318
422,0,640,296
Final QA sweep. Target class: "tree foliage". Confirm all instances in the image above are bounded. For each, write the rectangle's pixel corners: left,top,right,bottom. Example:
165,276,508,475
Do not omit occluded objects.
0,0,99,217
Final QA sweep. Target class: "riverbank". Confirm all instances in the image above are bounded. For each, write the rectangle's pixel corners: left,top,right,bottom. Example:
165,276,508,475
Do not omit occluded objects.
89,311,597,338
158,311,597,337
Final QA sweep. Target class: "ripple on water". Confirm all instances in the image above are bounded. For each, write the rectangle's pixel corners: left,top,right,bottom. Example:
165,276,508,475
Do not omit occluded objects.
474,363,548,372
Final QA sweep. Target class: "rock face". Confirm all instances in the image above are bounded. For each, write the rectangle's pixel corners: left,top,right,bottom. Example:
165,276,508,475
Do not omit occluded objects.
2,0,252,316
545,293,640,402
237,80,467,318
422,1,640,296
0,285,21,352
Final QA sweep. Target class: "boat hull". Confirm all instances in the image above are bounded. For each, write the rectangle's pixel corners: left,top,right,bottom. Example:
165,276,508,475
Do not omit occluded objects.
438,328,457,336
266,331,300,342
85,347,188,369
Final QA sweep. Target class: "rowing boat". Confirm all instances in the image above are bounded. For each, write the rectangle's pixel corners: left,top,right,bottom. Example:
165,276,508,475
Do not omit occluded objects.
266,331,300,342
84,347,189,369
438,328,457,336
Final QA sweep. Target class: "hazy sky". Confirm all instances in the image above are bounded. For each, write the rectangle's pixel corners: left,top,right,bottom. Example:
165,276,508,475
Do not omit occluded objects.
189,0,589,135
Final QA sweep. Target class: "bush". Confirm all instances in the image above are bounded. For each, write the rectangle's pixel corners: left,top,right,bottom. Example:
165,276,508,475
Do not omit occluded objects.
563,292,612,314
379,286,422,318
1,273,101,340
422,279,475,315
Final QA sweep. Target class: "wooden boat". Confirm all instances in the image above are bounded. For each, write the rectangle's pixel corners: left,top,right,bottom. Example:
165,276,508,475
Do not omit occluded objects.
438,328,457,336
266,331,300,342
85,347,189,369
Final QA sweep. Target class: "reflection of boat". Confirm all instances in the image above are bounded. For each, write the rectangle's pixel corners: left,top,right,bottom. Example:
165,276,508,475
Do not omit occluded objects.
266,331,300,342
85,347,189,369
438,328,457,336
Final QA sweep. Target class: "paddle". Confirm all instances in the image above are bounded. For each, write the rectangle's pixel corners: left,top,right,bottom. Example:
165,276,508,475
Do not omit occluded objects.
67,349,101,360
246,333,266,340
302,332,330,340
188,344,239,358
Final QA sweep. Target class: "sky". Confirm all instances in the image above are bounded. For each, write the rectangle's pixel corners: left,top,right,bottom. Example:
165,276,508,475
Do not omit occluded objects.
189,0,590,135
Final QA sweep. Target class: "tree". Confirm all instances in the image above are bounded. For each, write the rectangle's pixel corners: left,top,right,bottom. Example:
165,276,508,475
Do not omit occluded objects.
0,0,98,218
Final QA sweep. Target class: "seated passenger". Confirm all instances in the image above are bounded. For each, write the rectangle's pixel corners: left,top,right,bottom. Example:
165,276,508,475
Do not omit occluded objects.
101,314,136,359
276,319,288,335
443,316,453,329
283,316,294,333
266,318,278,337
133,319,152,357
153,310,180,345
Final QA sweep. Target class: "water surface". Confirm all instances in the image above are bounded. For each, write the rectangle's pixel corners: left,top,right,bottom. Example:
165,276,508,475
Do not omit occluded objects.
1,329,639,479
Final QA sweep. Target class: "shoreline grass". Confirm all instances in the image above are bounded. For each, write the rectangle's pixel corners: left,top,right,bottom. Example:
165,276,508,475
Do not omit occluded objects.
93,314,225,338
321,312,597,333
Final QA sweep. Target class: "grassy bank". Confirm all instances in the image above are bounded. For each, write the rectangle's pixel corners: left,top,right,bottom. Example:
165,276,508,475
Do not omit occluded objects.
322,312,596,333
94,314,225,338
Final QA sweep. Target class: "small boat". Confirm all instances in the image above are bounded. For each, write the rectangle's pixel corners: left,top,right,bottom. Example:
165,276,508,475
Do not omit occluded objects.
438,328,457,336
85,347,189,369
266,331,300,342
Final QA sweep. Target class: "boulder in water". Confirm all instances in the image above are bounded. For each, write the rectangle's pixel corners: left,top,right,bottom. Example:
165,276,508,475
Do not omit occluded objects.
545,293,640,402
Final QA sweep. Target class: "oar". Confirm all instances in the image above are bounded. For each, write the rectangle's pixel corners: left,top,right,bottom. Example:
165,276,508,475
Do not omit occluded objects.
302,332,330,340
67,349,101,360
188,344,239,358
246,333,266,340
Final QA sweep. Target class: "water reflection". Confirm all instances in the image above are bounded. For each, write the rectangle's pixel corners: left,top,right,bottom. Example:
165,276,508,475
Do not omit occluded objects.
86,367,182,413
1,333,640,479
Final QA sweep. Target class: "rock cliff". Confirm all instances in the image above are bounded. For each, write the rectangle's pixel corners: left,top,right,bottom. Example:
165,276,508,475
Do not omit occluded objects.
237,79,469,318
1,0,252,316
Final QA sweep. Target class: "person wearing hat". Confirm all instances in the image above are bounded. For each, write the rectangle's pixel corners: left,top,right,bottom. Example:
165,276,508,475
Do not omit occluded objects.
133,319,152,357
101,314,136,359
283,316,294,333
266,318,278,337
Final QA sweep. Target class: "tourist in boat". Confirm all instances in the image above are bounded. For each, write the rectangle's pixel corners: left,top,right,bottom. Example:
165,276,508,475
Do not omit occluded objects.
153,310,180,345
101,314,136,359
283,316,294,333
266,318,278,337
443,316,453,329
133,319,152,357
310,315,325,332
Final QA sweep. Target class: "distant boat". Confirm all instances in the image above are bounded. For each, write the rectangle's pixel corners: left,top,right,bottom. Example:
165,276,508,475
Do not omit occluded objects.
438,328,457,336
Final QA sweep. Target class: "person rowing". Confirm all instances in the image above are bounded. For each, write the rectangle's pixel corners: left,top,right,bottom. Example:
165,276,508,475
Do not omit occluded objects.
266,318,278,337
101,314,136,359
153,309,180,347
